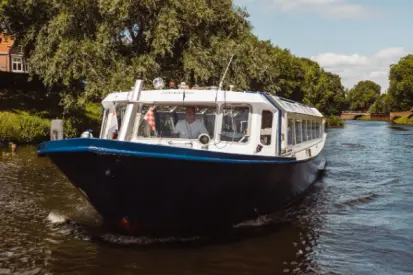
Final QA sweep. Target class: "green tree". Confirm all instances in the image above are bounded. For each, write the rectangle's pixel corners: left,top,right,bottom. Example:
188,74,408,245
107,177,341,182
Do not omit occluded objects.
368,94,388,113
347,80,381,111
387,54,413,111
1,0,252,109
300,58,346,116
0,0,347,117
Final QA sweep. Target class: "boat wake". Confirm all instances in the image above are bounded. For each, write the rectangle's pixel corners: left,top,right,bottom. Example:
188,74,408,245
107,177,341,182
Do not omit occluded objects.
233,214,273,228
342,143,365,149
98,233,202,246
46,211,69,224
44,211,293,247
340,192,379,207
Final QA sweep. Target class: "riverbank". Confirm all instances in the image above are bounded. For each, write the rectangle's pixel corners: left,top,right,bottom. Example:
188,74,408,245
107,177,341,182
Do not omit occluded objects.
0,75,102,144
350,115,413,126
326,116,345,128
1,107,346,144
393,117,413,125
0,104,101,144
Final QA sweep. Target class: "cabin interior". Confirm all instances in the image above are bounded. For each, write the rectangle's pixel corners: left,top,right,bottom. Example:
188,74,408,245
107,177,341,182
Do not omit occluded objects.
98,93,325,158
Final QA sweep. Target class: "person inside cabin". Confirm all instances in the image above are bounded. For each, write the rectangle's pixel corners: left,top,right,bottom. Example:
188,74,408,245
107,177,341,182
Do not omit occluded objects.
173,106,208,139
260,111,273,145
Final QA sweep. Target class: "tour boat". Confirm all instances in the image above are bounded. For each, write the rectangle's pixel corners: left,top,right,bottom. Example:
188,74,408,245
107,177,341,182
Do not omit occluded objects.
37,77,327,236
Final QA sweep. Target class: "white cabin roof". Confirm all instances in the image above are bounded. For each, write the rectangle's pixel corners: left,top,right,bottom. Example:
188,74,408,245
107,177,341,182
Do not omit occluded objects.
269,95,323,117
102,89,323,118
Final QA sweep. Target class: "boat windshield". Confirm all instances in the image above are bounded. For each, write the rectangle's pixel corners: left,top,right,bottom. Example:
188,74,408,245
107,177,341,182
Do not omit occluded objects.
137,104,216,139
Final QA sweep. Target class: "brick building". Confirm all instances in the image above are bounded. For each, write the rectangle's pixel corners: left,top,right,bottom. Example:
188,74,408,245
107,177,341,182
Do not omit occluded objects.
0,33,29,73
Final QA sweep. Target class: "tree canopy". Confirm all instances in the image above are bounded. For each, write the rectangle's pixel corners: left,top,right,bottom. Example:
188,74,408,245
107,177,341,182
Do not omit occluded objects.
346,80,381,112
1,0,347,116
387,54,413,111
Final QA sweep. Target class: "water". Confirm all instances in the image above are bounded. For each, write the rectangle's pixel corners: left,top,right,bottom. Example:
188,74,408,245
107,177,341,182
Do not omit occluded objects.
1,120,412,275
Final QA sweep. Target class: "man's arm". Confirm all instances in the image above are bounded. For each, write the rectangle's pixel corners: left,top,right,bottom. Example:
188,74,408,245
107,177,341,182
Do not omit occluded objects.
172,120,183,136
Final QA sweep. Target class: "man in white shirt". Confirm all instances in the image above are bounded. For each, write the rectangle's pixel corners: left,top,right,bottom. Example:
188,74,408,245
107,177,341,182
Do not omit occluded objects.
173,107,208,139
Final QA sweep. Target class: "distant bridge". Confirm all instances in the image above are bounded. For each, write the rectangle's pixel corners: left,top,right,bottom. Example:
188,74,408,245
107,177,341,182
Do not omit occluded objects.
341,110,413,121
340,111,369,120
390,111,413,121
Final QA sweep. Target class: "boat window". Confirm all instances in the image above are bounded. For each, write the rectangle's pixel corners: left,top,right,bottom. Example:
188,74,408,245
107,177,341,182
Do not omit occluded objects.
287,119,295,145
302,120,308,142
315,121,320,138
260,110,273,145
116,104,127,129
295,119,302,144
99,108,109,138
101,104,126,139
312,120,317,139
319,121,322,138
220,105,250,143
137,104,216,139
311,120,315,140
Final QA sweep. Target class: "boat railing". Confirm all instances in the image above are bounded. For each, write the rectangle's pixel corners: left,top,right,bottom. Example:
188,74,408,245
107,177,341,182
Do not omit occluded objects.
290,136,325,155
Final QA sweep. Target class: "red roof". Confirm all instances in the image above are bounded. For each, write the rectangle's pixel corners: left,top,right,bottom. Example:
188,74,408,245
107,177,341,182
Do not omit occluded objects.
0,33,15,53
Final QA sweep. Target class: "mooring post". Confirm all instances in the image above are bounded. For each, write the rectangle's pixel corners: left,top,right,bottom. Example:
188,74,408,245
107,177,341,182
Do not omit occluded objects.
10,142,17,152
50,119,64,140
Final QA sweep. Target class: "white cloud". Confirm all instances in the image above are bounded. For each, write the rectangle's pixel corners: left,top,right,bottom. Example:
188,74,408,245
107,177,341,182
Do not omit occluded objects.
254,0,379,19
310,48,413,92
311,53,368,67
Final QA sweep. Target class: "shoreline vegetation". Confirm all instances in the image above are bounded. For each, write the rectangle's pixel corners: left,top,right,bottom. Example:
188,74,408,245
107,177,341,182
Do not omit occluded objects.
393,117,413,126
348,115,413,126
0,2,412,142
0,104,102,145
326,116,345,128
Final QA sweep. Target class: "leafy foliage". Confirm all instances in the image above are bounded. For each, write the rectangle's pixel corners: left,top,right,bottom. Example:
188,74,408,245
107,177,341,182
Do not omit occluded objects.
325,115,344,128
346,80,381,112
387,54,413,111
0,111,50,143
1,0,347,116
368,94,388,114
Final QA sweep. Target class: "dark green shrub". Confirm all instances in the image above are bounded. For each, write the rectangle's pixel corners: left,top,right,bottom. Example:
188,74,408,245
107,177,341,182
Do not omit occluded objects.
0,112,50,144
326,115,345,128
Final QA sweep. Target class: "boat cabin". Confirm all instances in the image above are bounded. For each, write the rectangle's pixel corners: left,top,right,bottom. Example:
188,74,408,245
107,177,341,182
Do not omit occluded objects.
98,80,326,160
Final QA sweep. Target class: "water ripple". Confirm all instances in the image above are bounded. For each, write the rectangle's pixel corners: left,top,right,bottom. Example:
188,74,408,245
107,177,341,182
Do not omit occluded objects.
1,122,413,274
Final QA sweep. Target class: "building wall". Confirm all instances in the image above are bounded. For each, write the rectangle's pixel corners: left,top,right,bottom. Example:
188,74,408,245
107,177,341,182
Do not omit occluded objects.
0,54,9,72
370,113,390,121
390,111,413,120
0,33,15,72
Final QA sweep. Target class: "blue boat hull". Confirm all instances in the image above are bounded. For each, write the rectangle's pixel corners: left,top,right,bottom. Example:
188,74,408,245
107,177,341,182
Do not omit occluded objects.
38,138,326,236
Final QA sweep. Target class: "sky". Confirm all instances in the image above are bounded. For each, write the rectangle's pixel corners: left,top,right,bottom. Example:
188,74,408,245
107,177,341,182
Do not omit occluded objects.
233,0,413,93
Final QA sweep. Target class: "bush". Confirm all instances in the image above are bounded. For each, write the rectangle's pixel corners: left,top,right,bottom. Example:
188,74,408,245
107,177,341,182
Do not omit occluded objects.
357,115,371,120
0,112,50,144
63,103,102,138
393,117,413,125
326,115,345,128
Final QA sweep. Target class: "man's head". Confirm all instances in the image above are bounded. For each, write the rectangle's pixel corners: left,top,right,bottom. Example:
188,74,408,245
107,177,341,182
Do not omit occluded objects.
185,106,196,123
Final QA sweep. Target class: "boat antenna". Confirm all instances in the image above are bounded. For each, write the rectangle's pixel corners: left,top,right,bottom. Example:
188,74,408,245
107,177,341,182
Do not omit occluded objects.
219,54,234,91
215,54,235,103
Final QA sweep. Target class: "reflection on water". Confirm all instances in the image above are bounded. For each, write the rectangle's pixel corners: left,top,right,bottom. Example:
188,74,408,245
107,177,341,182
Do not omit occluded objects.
1,120,413,274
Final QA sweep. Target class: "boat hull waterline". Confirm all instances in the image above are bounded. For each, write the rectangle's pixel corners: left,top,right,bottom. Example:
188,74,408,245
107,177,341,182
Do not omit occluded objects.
38,138,326,236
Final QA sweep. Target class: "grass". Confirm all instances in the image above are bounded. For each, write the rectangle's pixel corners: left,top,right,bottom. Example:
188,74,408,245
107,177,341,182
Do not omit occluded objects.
393,117,413,125
0,85,102,143
0,104,102,144
0,111,50,144
0,72,104,144
325,115,345,128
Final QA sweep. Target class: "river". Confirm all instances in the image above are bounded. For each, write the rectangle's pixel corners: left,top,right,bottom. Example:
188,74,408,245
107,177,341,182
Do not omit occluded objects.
1,120,412,275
